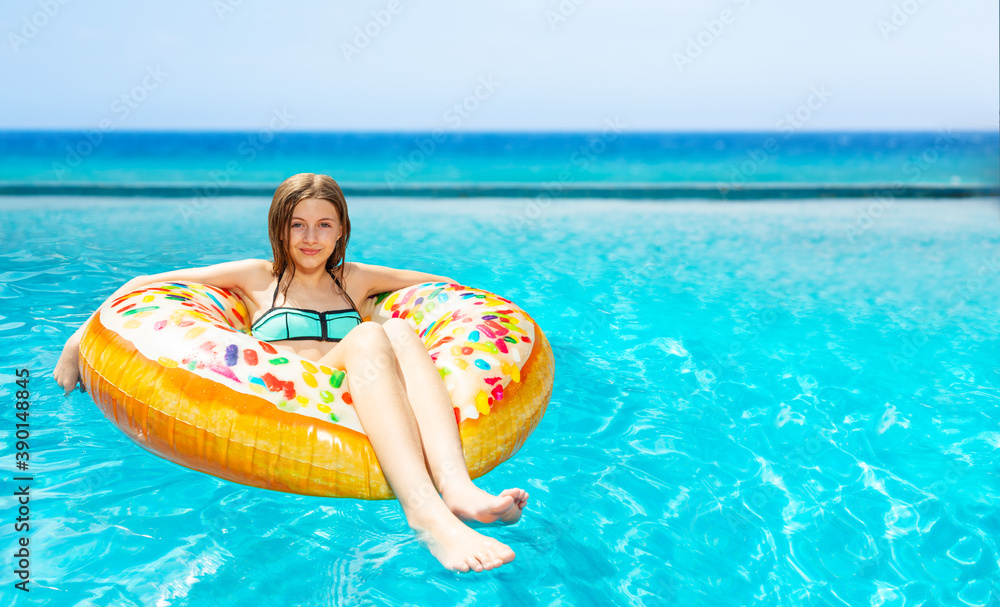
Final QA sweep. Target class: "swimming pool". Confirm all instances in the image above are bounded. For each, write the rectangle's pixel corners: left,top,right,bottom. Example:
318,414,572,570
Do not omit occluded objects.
1,196,998,606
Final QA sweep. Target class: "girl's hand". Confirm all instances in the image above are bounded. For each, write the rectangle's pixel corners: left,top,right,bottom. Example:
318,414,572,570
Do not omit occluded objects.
54,334,85,396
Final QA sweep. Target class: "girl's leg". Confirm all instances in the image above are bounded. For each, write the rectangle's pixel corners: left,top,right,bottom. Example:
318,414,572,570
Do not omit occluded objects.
317,322,514,573
379,318,528,524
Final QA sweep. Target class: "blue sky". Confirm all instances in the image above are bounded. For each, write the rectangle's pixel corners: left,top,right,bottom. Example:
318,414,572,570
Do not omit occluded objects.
1,0,997,131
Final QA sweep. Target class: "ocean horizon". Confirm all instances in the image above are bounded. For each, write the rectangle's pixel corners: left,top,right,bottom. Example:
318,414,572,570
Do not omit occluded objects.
0,130,997,199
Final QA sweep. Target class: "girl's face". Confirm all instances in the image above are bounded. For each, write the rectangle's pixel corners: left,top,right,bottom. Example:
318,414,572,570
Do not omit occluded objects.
286,197,343,270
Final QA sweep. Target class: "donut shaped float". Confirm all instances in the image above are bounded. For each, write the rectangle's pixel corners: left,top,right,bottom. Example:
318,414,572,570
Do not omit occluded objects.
78,281,554,499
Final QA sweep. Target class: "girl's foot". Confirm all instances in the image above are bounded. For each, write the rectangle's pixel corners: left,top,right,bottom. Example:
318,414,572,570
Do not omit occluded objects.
410,513,516,573
441,485,529,525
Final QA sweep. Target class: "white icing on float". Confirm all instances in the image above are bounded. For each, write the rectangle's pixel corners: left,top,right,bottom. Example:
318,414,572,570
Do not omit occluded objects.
100,280,535,429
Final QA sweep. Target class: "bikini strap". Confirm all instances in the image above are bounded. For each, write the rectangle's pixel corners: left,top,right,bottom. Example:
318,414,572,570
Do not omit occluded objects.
332,269,362,318
270,271,283,308
269,268,358,315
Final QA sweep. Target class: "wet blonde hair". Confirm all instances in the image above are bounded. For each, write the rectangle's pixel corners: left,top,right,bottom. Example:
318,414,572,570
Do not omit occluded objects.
267,173,359,314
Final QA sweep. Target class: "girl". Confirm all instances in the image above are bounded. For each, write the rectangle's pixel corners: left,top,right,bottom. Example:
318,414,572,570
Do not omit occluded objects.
54,173,529,573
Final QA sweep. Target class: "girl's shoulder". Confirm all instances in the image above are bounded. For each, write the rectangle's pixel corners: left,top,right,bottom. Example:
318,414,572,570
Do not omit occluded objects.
220,259,278,310
243,258,279,283
342,261,364,278
340,261,370,300
214,258,276,292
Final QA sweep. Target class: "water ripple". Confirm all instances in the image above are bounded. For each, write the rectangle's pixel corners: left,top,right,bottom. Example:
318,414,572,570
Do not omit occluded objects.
4,198,999,605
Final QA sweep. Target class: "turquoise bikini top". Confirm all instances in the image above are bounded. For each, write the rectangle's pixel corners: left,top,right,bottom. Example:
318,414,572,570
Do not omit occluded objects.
251,274,362,343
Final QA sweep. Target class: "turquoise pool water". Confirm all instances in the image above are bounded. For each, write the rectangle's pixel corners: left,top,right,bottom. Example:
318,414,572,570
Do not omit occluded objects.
1,196,998,606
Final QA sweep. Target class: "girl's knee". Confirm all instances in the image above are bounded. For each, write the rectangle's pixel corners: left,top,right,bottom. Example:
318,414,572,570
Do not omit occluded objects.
343,322,398,380
321,322,391,370
348,321,393,351
381,318,419,344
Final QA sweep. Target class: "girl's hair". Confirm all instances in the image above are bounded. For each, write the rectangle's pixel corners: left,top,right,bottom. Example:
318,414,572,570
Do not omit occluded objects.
267,173,360,316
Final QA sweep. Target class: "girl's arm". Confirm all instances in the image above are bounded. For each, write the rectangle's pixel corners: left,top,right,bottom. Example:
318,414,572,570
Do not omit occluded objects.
353,262,457,299
53,258,273,395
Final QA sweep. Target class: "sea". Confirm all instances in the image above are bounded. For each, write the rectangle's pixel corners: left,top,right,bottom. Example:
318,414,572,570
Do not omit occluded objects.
0,130,997,198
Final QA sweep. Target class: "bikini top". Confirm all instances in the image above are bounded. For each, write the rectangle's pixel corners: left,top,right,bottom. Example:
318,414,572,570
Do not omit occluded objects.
250,274,362,343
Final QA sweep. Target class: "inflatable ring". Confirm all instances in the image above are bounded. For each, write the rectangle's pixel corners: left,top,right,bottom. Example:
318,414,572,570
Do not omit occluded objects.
78,281,554,499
